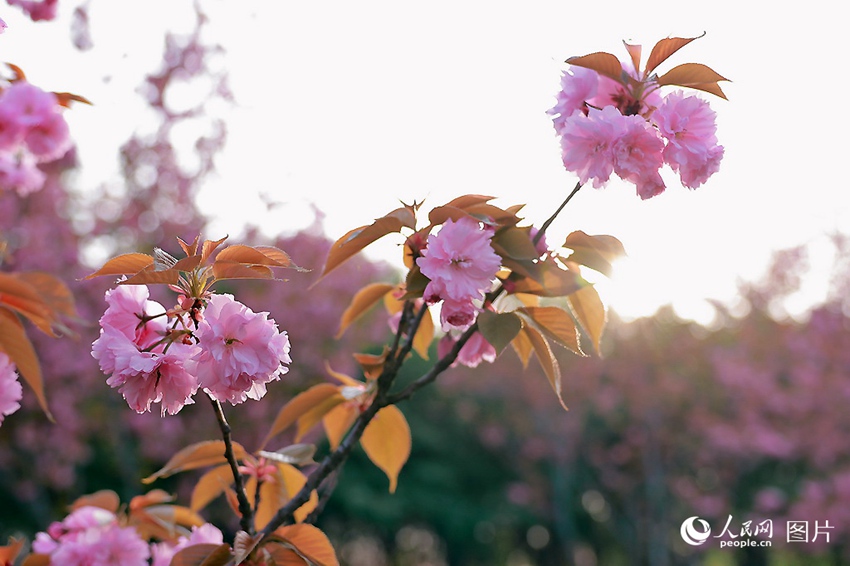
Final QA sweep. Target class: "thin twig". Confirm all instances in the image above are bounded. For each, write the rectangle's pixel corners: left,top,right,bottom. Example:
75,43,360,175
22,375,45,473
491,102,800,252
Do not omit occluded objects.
534,181,582,246
210,396,254,535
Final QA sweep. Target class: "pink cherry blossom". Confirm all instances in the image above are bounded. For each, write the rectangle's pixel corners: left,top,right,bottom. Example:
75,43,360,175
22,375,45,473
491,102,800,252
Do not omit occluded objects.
416,217,501,305
439,297,478,330
98,284,167,347
559,105,624,188
0,352,22,426
0,82,57,128
6,0,58,21
33,506,150,566
611,114,666,199
151,523,224,566
652,90,724,188
105,342,199,416
437,332,496,368
190,293,291,405
24,109,71,162
0,151,46,196
547,66,597,133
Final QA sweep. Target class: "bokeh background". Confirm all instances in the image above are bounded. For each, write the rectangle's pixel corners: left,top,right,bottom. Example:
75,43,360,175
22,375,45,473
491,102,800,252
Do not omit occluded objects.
1,1,848,565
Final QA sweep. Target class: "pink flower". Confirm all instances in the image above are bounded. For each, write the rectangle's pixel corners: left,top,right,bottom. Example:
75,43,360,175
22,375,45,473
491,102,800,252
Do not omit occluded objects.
0,17,6,33
559,105,624,188
439,297,478,330
24,109,71,162
105,343,199,416
652,90,724,188
0,82,57,128
611,114,666,199
34,506,150,566
93,285,199,415
437,332,497,368
548,66,597,133
152,524,224,566
6,0,58,21
0,151,46,196
190,294,291,405
0,353,22,426
416,217,501,304
98,284,167,347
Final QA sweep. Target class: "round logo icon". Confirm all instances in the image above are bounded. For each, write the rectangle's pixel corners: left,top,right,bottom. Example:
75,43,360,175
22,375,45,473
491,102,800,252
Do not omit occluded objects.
680,516,711,546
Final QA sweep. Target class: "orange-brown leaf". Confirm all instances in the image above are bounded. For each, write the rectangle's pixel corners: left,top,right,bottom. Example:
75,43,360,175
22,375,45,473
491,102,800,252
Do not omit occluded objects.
21,554,51,566
296,393,347,442
14,272,76,320
200,236,229,264
623,41,642,76
70,490,120,513
645,34,704,75
412,306,434,360
142,440,248,484
53,91,93,107
170,543,232,566
190,464,233,512
211,261,275,281
656,63,729,96
337,283,395,338
277,463,319,523
361,405,411,493
0,308,50,419
566,51,625,83
511,324,533,367
261,383,343,449
561,231,626,277
122,264,180,286
509,259,584,297
0,537,24,564
274,524,340,566
567,285,606,356
84,253,153,280
519,306,583,356
522,324,566,410
322,403,359,450
319,206,416,281
215,244,293,268
0,273,54,335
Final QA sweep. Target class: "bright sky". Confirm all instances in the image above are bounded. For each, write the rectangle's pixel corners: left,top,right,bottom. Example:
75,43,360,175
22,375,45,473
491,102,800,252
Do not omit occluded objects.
3,0,846,324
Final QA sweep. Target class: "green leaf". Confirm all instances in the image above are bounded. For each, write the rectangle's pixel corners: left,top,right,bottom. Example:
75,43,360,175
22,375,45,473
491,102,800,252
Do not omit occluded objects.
477,311,522,355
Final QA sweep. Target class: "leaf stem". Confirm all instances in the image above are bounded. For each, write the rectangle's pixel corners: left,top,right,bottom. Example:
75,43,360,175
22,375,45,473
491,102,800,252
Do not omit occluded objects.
209,396,254,535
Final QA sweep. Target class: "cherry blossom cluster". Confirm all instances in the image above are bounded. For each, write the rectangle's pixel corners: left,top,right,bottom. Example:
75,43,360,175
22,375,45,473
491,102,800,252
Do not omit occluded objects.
416,216,501,330
32,505,224,566
32,506,151,565
0,351,22,426
91,284,291,416
549,64,723,199
0,80,72,195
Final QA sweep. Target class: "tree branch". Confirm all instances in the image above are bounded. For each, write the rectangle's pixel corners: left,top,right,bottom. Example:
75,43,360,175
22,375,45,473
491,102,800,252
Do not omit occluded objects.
210,396,254,535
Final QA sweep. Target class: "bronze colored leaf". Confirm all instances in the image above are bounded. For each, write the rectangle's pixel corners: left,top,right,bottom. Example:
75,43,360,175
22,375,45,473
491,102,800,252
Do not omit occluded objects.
84,253,153,280
273,524,340,566
566,51,624,83
645,34,704,75
142,440,248,483
261,383,342,449
170,544,232,566
623,41,642,76
277,463,319,523
361,405,411,493
477,311,522,355
510,323,533,367
522,324,567,410
0,538,24,565
122,264,181,286
0,273,54,335
509,258,584,297
561,231,626,277
177,235,200,258
323,403,359,450
200,236,229,264
190,464,233,512
319,205,416,281
0,308,50,420
353,349,389,380
519,306,583,356
13,272,76,320
411,306,434,360
70,489,120,513
567,285,606,355
337,283,396,338
656,63,729,96
215,244,293,267
295,393,347,442
53,91,93,107
211,261,276,281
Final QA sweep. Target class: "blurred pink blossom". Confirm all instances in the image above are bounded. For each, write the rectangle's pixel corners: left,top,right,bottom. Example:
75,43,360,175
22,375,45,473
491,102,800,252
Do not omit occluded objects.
33,506,150,566
6,0,58,21
190,293,291,405
547,66,597,132
151,523,224,566
0,352,21,426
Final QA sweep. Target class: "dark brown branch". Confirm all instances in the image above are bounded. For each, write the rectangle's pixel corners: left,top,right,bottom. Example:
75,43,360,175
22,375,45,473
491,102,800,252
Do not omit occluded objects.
534,181,582,246
210,396,254,534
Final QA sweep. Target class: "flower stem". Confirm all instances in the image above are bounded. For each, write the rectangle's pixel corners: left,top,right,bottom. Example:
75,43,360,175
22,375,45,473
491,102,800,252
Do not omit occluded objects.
533,181,583,246
209,396,254,535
